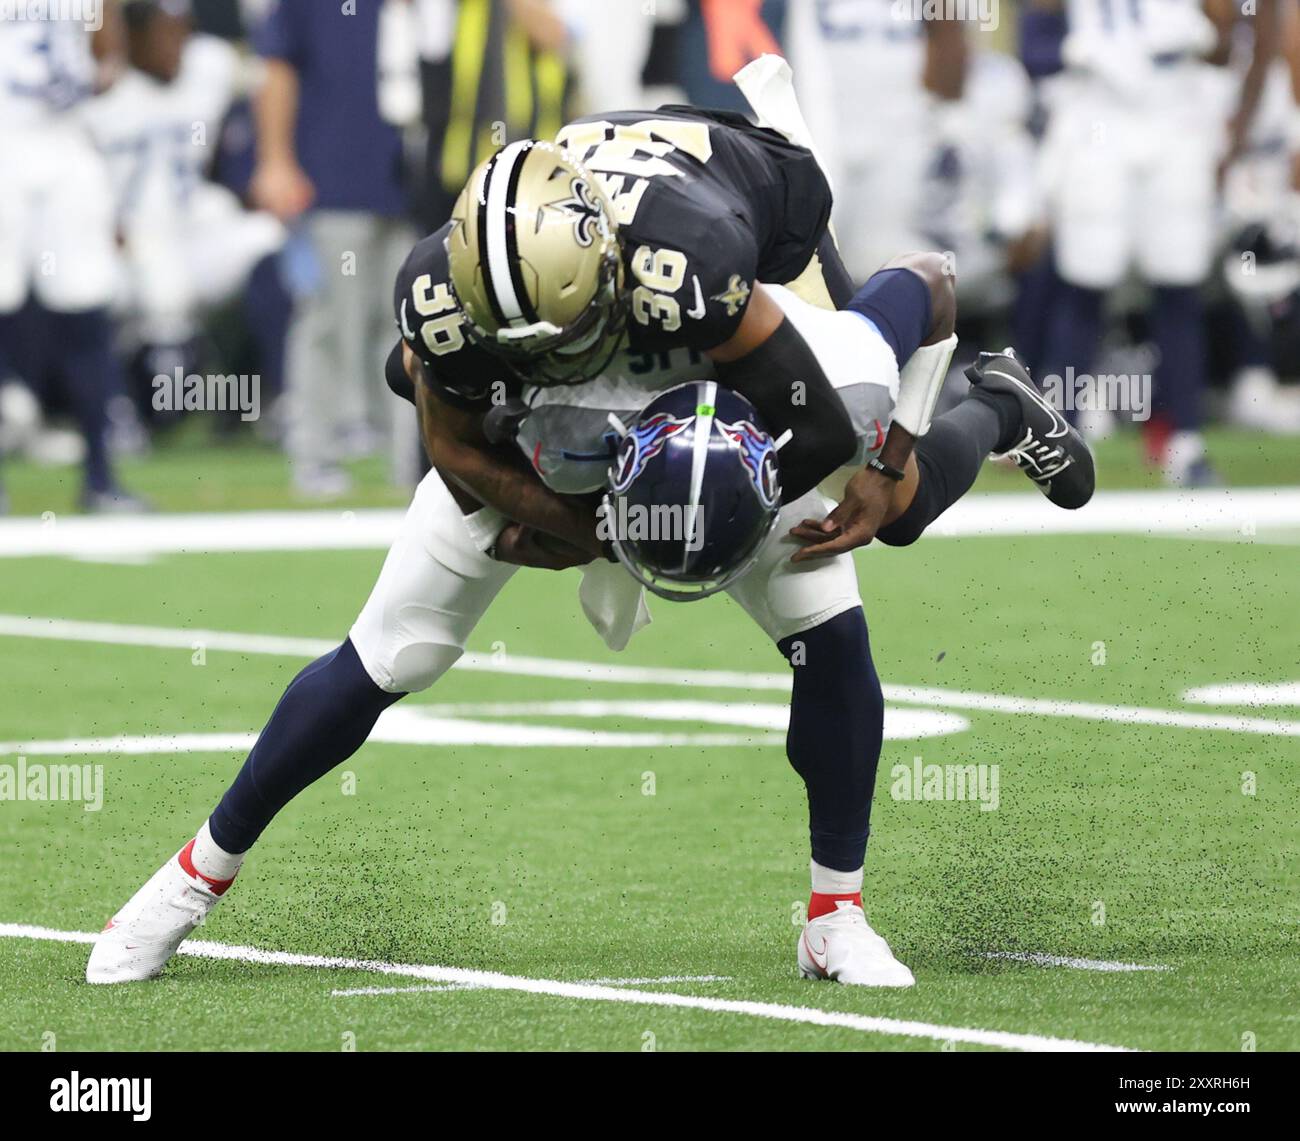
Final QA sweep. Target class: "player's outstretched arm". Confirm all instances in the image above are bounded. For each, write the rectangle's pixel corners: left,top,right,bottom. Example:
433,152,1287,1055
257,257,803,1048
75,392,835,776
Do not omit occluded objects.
408,347,604,563
790,251,958,562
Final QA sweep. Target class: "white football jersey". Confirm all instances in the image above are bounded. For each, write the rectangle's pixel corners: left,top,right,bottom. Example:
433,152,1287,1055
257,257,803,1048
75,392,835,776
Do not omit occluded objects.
1064,0,1217,66
80,35,239,225
0,15,96,128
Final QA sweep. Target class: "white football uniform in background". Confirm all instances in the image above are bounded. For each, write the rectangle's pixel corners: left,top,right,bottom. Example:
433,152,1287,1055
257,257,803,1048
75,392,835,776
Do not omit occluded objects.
1039,0,1224,289
79,36,285,344
0,17,116,314
1220,56,1300,240
918,50,1039,317
350,287,901,694
785,0,931,281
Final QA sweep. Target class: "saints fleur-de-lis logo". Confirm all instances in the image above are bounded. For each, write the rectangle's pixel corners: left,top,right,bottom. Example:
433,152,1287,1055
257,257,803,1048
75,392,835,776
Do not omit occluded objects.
543,177,606,248
711,275,751,317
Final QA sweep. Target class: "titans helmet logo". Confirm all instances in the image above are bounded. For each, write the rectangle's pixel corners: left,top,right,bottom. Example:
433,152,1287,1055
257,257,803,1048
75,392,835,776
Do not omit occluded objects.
610,412,693,493
717,418,780,509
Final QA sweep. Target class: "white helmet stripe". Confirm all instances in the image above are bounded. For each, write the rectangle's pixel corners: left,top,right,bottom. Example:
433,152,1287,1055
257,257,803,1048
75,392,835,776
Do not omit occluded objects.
681,380,716,575
484,141,532,327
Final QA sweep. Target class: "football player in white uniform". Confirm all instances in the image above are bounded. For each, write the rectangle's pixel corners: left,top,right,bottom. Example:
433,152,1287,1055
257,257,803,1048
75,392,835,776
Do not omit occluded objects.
785,1,969,284
79,0,284,374
1036,0,1282,484
0,2,144,510
87,96,1094,990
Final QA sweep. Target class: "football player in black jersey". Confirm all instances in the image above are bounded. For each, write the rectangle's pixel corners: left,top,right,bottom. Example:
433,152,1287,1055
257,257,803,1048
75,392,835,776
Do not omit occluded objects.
87,103,1095,991
404,108,1093,564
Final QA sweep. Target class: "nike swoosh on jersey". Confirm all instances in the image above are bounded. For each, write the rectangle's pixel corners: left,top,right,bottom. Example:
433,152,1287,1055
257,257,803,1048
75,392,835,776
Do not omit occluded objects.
686,276,706,321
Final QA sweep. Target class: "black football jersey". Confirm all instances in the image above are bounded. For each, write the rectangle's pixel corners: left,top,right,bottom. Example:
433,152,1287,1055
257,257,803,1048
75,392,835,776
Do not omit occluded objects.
559,106,832,352
390,221,524,409
391,106,833,408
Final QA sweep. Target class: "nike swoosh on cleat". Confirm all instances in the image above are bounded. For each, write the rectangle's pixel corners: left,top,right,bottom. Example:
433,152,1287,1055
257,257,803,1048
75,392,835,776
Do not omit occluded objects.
983,367,1070,437
801,930,829,974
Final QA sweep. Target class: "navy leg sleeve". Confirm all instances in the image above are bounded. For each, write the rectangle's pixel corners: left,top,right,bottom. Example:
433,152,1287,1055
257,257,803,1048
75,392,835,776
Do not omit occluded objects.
48,308,120,494
1151,285,1207,432
779,608,883,871
209,639,404,852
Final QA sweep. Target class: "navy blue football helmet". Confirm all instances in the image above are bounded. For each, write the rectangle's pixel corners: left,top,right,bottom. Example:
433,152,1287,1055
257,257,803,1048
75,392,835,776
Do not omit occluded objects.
602,380,782,601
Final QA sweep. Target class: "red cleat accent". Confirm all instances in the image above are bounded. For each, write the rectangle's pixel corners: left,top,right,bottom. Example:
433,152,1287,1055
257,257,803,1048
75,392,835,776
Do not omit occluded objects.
177,839,237,896
1141,414,1174,467
808,891,862,920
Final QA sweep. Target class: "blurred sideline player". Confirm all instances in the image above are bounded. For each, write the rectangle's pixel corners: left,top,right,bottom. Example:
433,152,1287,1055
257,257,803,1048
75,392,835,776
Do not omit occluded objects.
786,1,969,283
1212,0,1300,429
80,0,285,403
917,48,1043,323
0,2,145,511
87,93,1094,989
249,0,414,497
1034,0,1281,486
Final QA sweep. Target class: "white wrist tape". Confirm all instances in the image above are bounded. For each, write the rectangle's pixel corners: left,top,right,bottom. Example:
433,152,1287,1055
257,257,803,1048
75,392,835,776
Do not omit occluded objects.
892,333,957,437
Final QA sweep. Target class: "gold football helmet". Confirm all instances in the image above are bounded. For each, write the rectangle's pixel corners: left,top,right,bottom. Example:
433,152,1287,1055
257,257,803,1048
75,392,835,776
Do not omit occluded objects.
447,140,627,386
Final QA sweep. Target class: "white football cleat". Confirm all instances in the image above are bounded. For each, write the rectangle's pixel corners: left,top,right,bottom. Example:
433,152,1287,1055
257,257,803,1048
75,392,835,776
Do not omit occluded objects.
85,841,234,984
798,901,915,988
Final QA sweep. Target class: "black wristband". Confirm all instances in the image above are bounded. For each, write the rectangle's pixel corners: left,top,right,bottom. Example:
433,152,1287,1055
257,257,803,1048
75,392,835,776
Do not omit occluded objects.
867,455,906,482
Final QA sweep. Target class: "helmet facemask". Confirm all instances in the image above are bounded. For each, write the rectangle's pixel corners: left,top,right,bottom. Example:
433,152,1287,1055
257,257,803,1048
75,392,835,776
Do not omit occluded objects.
447,141,631,388
459,249,630,387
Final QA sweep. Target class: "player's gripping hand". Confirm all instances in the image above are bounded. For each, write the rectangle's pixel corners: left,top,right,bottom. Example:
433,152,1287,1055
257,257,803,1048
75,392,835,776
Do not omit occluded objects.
789,466,896,562
490,523,594,570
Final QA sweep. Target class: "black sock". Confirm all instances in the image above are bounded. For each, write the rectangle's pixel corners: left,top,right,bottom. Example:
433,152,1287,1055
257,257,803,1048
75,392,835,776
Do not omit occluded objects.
208,639,404,852
876,389,1018,547
779,608,882,871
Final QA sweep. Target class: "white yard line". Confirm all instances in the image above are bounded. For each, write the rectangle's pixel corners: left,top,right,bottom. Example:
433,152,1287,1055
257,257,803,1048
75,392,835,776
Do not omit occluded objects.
0,615,334,659
331,984,468,996
0,724,780,756
580,974,733,985
0,707,966,755
1183,682,1300,708
883,684,1300,737
2,487,1298,558
2,614,1298,737
330,974,733,997
0,924,1135,1052
983,952,1171,973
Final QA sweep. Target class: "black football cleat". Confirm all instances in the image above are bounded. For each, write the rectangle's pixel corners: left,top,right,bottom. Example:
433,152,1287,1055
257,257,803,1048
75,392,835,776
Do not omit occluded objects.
965,348,1095,510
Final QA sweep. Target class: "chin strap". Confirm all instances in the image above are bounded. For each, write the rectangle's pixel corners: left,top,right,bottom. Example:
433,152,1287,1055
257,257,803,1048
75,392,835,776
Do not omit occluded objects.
892,333,958,438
